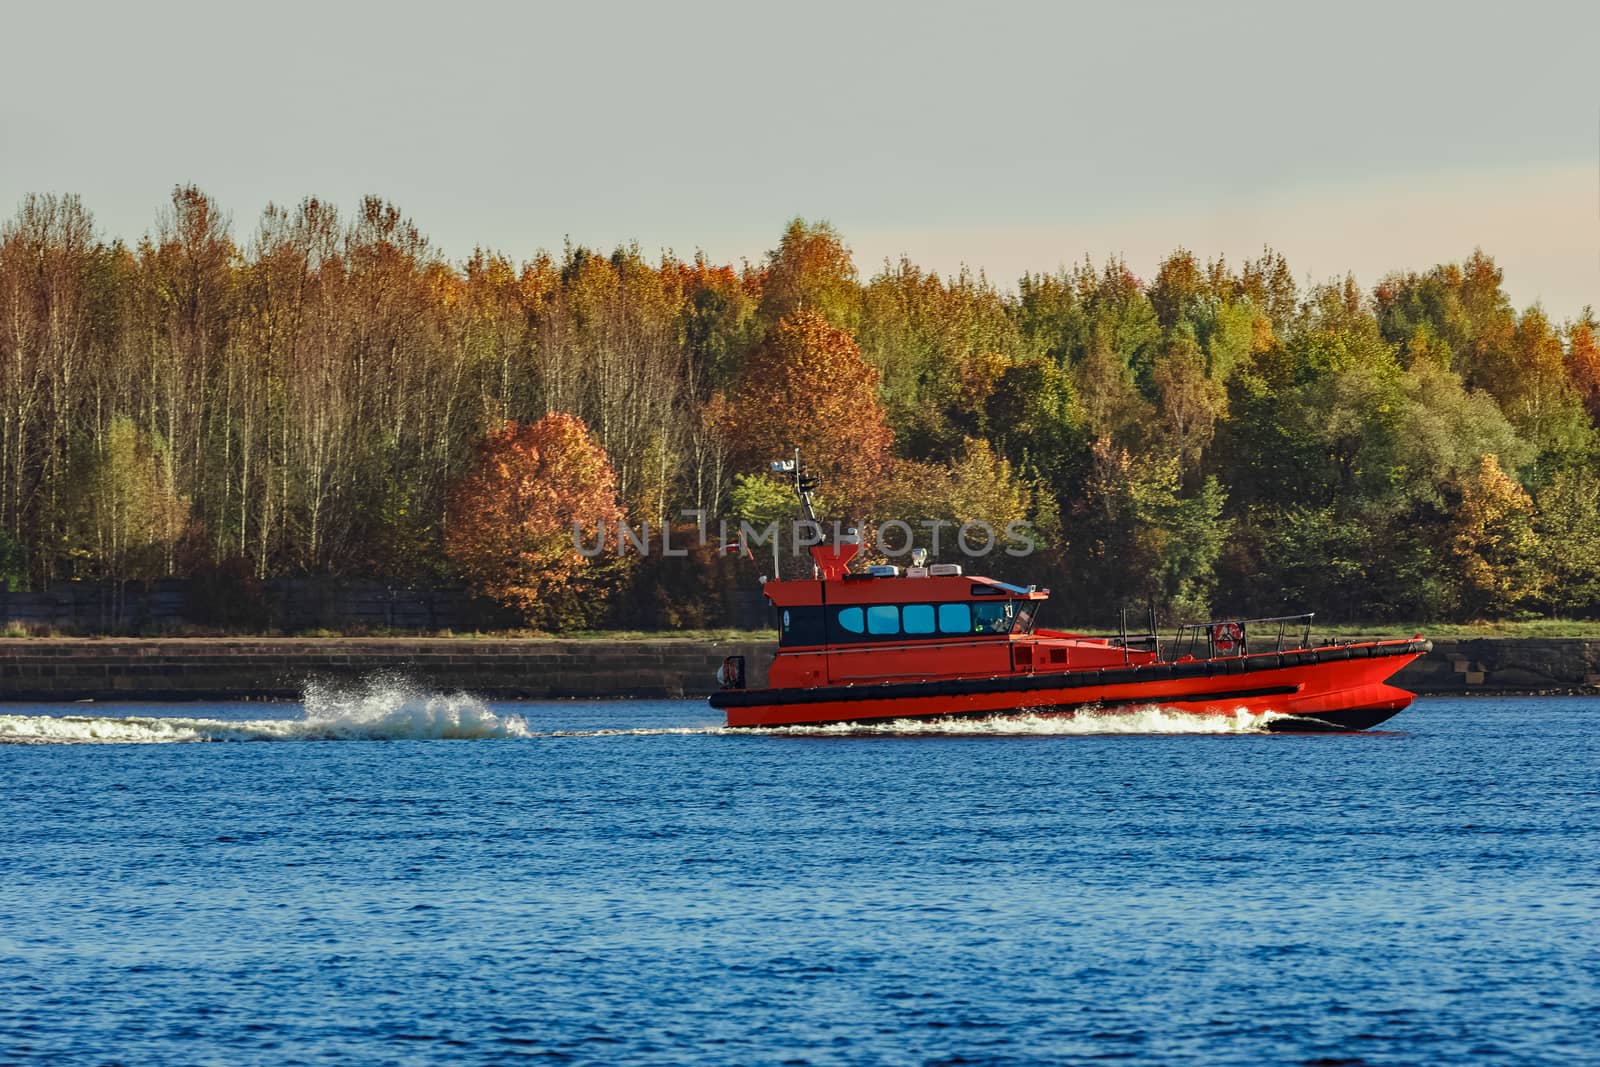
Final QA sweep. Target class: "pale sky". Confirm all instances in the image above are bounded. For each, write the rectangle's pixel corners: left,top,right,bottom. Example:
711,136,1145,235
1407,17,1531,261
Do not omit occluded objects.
3,0,1596,317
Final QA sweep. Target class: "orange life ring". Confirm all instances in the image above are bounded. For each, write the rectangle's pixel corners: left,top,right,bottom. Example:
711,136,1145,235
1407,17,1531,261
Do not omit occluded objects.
1211,621,1244,655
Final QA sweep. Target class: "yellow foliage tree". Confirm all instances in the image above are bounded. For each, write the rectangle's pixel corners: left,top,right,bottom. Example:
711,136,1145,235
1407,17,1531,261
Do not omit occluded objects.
872,439,1037,560
1449,454,1543,616
71,416,189,583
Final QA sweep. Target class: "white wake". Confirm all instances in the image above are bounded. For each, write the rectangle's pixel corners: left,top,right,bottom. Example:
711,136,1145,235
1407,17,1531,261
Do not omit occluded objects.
0,686,1280,745
517,706,1284,737
748,706,1281,736
0,679,531,745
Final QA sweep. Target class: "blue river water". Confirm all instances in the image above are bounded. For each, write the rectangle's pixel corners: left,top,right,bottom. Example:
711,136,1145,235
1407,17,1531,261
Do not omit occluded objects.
1,690,1596,1066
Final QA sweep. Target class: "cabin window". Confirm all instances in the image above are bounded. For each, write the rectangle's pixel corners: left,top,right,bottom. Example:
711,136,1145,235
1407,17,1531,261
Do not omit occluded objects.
902,604,936,634
836,606,864,634
780,606,828,646
938,603,972,634
866,604,900,635
973,601,1016,635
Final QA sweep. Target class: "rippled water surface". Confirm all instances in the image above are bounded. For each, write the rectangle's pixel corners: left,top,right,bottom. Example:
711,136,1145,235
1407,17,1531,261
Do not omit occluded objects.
2,693,1597,1066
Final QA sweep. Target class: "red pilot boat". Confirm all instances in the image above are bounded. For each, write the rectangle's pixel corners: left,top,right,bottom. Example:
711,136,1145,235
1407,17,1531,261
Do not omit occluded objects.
710,469,1430,732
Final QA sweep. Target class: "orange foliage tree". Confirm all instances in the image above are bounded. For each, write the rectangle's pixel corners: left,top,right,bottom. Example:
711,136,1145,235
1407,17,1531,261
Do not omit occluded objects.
445,414,625,615
715,308,892,507
1568,318,1600,425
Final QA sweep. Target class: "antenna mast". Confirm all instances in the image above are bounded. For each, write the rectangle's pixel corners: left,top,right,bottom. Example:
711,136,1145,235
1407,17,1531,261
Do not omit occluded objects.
770,448,818,522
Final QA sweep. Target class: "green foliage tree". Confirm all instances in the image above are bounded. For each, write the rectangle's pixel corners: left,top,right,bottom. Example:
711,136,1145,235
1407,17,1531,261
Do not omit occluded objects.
1151,331,1226,477
757,218,860,332
729,472,813,530
1063,442,1229,621
1015,270,1086,365
0,528,25,591
1202,300,1259,385
857,258,1021,458
4,186,1596,629
983,355,1081,483
1531,469,1600,617
1074,336,1152,451
1398,352,1533,501
680,257,760,396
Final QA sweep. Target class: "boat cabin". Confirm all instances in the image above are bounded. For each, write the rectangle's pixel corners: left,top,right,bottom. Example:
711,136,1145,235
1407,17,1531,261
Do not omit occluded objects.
761,541,1153,689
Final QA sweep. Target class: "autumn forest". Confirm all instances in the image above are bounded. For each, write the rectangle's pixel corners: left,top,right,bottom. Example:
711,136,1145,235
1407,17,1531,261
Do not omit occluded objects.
2,188,1598,629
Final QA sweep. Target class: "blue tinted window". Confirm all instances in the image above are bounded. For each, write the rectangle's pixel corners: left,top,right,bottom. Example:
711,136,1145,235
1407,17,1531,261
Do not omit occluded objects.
867,605,900,635
837,606,864,634
902,604,935,634
938,603,972,634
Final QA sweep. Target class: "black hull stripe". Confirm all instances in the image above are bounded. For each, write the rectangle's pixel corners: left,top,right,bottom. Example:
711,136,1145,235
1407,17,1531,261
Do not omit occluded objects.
709,639,1430,710
1263,704,1406,732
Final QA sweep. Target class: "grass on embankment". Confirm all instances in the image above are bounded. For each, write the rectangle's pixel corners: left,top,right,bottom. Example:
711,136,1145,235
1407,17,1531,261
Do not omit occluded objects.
1308,620,1600,639
1061,620,1600,640
0,622,782,642
506,628,780,642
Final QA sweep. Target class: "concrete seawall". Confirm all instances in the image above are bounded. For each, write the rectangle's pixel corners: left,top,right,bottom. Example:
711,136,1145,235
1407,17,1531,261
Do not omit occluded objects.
0,638,775,702
1395,638,1600,694
0,637,1595,703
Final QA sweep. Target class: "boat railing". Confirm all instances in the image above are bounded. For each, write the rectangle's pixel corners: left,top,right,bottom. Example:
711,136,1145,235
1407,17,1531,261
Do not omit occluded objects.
1167,613,1316,660
1104,611,1317,662
1105,608,1162,665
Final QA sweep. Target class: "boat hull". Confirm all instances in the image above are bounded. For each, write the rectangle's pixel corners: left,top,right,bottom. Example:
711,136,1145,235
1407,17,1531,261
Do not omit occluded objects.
711,639,1430,731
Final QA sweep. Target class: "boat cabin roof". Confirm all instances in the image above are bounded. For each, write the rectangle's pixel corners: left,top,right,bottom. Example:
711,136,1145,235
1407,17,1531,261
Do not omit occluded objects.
763,572,1048,608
